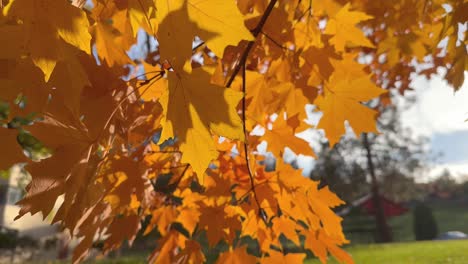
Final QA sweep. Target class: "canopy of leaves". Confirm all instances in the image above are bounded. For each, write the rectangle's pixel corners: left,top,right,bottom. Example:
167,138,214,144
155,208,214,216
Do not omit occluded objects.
0,0,466,263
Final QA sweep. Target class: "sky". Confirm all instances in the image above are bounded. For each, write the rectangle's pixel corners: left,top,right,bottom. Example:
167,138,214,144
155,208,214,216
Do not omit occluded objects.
400,71,468,181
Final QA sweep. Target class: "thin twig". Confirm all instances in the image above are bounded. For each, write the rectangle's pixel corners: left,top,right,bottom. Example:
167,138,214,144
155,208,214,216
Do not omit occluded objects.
192,41,206,52
241,64,265,220
261,31,289,51
147,150,182,154
171,164,190,189
129,70,165,83
225,0,279,88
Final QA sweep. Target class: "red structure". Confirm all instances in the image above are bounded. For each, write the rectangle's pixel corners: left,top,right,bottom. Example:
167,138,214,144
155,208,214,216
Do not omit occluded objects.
338,194,409,218
361,195,408,217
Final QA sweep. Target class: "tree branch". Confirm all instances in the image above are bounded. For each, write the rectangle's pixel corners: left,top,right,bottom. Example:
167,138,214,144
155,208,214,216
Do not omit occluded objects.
225,0,278,88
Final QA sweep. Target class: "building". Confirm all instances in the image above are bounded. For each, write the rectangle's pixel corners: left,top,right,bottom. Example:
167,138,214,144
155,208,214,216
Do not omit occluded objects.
0,166,58,240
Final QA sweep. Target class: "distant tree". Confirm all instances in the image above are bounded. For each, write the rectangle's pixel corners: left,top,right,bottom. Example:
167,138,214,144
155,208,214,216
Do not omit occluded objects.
431,169,459,196
413,203,438,240
310,141,369,203
310,104,428,203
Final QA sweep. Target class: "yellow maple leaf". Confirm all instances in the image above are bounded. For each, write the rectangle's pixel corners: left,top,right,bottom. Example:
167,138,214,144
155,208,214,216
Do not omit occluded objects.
324,3,374,52
156,0,253,70
3,0,91,80
175,240,206,264
272,216,300,245
263,116,314,157
47,47,90,119
144,206,177,236
319,230,355,264
303,229,328,263
159,67,244,179
216,246,257,264
127,0,158,36
138,62,168,101
92,21,133,67
294,18,323,49
232,71,284,129
315,57,386,146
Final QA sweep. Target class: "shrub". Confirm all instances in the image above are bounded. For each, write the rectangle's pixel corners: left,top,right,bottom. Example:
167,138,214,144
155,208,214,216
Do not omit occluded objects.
413,202,438,240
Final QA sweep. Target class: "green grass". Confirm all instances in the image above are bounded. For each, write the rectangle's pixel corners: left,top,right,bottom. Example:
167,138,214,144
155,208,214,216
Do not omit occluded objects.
89,240,468,264
307,240,468,264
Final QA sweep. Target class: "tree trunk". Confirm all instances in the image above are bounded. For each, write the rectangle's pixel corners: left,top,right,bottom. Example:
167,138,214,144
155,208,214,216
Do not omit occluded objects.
362,133,393,243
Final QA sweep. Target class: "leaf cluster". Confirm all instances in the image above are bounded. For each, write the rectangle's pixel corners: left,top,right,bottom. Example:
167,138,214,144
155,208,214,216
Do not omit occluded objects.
0,0,465,263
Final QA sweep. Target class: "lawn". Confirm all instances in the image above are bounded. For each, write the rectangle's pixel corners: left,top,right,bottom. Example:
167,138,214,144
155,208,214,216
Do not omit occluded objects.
90,240,468,263
307,240,468,264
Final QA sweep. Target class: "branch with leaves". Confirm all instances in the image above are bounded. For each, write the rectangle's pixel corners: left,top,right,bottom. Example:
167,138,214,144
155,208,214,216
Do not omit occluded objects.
0,0,465,263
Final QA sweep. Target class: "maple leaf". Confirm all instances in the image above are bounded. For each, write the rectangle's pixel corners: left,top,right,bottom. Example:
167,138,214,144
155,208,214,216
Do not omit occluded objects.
232,71,286,129
294,18,323,49
156,0,253,70
145,206,177,236
149,230,185,264
198,203,241,246
315,57,386,146
175,240,206,264
319,230,355,264
103,214,141,252
263,116,315,157
304,231,328,263
173,189,203,235
216,246,257,264
301,44,340,86
3,0,91,80
16,116,92,221
92,22,133,67
0,59,49,119
137,62,168,101
127,0,158,36
272,216,300,245
446,45,467,91
324,3,375,52
47,47,90,119
159,67,244,178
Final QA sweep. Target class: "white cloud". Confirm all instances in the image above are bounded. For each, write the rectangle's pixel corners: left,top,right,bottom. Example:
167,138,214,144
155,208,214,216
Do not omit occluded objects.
425,162,468,182
401,72,468,136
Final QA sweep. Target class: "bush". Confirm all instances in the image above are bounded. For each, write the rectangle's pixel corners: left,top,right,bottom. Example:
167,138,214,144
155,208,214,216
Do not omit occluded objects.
0,227,18,249
413,202,438,240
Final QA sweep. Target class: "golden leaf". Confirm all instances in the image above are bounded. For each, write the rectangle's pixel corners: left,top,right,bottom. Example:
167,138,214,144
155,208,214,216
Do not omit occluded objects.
324,3,374,52
156,0,253,70
159,67,244,178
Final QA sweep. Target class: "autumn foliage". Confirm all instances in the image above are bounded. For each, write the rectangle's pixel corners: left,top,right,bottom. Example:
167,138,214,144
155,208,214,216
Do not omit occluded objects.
0,0,466,263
